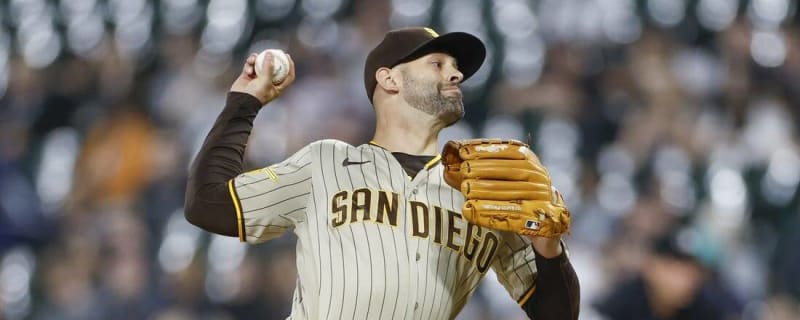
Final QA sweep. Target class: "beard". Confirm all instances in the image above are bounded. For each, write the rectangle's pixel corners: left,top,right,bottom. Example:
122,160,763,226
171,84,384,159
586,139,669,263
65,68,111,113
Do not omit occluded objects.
400,70,464,126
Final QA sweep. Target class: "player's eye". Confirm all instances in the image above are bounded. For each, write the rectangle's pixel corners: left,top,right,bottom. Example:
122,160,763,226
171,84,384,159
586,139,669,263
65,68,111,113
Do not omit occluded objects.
431,61,442,68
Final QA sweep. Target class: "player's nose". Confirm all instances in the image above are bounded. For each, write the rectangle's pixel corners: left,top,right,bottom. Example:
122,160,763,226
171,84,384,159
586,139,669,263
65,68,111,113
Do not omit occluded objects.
448,67,464,84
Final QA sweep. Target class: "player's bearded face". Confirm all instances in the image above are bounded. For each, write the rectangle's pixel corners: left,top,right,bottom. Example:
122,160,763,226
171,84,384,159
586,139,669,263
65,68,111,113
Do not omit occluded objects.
400,69,464,125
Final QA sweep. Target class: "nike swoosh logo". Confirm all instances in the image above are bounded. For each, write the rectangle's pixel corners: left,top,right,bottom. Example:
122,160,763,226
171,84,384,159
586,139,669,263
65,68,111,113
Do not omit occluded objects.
342,158,371,166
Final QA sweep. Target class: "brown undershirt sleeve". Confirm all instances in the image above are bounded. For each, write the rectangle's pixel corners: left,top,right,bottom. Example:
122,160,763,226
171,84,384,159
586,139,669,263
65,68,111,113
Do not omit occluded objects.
522,245,581,320
184,92,263,236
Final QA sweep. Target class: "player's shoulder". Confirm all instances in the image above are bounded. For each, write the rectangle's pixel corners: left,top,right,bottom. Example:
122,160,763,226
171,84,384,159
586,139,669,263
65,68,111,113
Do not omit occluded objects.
304,140,385,159
306,139,359,153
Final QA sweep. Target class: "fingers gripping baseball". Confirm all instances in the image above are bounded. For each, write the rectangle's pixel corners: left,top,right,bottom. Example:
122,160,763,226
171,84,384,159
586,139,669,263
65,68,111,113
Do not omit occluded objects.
230,51,297,105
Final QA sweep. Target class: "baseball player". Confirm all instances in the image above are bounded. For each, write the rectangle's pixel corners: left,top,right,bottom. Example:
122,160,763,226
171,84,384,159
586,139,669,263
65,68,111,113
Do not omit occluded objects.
185,27,579,319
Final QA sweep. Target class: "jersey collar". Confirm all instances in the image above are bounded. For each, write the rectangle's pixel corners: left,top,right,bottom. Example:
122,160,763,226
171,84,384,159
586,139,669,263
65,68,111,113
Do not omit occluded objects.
368,140,442,171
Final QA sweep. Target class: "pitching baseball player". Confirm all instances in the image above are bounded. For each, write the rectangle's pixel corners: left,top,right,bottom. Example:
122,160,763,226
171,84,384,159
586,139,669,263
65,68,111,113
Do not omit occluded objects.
185,27,579,319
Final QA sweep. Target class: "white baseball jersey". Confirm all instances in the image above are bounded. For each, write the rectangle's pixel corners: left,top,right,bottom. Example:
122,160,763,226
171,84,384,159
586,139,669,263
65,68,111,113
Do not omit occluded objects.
228,139,539,320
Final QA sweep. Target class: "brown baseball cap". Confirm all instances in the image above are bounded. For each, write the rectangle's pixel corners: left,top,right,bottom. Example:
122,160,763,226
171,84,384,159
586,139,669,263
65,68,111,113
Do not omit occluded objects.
364,27,486,103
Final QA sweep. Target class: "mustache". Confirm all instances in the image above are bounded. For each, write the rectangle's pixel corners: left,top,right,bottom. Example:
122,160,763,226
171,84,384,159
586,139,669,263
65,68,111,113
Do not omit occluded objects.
439,84,462,99
439,83,460,91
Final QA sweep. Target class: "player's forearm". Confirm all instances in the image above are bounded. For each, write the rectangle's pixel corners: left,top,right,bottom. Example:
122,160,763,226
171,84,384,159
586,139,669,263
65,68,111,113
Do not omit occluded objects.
184,92,263,236
522,245,580,320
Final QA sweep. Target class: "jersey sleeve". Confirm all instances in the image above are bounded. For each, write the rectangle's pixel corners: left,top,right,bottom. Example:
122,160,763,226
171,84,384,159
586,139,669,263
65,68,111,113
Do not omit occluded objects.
229,144,313,243
490,233,539,306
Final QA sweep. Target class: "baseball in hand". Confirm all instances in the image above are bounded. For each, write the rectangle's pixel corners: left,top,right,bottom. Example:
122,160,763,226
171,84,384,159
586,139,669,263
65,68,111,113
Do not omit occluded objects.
255,49,290,84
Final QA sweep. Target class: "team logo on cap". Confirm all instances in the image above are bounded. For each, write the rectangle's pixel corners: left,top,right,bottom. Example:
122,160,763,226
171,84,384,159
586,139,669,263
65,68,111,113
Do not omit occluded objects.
424,27,439,38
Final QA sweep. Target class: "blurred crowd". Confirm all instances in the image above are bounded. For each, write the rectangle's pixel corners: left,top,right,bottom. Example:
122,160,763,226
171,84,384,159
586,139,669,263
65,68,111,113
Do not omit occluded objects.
1,0,800,319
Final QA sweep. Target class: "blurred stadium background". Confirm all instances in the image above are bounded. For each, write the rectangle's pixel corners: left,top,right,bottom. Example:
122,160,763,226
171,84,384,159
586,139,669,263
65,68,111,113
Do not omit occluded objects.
0,0,799,319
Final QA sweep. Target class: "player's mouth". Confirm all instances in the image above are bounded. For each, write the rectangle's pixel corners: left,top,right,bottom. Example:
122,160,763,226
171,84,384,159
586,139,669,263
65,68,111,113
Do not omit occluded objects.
441,86,461,95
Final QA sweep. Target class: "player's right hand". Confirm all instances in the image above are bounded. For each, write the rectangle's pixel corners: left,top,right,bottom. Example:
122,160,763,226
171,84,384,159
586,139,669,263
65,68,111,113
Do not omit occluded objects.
230,52,296,105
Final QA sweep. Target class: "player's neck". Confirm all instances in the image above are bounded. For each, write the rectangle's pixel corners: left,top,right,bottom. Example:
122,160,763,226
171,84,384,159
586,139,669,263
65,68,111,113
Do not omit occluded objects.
372,106,443,156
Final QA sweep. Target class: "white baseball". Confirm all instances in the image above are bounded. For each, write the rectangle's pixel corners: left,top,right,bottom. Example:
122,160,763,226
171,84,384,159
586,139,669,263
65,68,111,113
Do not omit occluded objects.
255,49,290,84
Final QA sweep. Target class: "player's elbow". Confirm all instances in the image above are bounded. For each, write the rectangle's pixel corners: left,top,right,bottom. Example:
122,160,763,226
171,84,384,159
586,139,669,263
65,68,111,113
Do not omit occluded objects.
183,190,203,229
183,183,240,237
184,198,230,236
183,177,211,228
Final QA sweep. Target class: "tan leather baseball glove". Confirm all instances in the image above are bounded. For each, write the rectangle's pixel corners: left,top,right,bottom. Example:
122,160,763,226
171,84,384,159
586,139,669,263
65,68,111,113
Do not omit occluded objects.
441,139,570,237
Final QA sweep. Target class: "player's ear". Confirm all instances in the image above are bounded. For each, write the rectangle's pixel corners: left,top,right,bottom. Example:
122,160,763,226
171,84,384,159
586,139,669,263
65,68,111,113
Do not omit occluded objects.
375,67,399,94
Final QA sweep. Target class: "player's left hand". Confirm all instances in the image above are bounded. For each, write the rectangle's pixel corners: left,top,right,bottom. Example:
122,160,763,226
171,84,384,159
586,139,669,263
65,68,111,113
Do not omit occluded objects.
441,139,572,240
230,52,296,105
